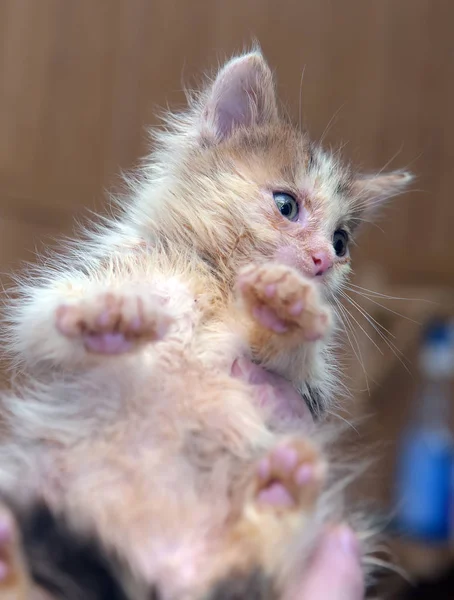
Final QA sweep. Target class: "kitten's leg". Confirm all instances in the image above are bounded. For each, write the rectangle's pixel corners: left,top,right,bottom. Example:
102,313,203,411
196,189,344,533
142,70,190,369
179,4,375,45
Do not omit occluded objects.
236,264,331,349
208,438,327,600
9,277,173,369
0,504,31,600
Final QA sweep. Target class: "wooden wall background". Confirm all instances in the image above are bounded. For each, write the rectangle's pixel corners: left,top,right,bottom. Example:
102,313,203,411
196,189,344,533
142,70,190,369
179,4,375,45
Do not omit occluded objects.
2,0,454,286
1,0,454,584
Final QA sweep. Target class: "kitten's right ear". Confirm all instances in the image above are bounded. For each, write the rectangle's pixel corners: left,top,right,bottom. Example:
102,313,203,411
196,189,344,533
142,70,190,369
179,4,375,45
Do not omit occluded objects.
200,52,278,142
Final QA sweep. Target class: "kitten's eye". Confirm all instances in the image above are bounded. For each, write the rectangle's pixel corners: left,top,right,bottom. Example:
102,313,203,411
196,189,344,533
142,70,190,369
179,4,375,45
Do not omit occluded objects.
273,192,299,221
333,229,349,257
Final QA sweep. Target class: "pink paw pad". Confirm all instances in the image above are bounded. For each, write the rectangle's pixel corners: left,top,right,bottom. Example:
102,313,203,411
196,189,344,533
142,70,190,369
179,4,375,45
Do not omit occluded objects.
255,441,325,511
289,300,304,317
257,483,295,507
295,464,315,485
252,306,288,333
83,332,133,354
264,284,276,298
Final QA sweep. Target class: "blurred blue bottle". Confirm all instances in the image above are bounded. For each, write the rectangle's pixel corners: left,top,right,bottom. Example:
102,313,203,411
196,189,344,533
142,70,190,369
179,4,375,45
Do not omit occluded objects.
394,320,454,542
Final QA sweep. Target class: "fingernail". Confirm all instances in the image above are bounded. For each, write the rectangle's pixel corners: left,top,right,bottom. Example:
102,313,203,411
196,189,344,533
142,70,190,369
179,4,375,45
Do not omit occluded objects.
327,525,360,557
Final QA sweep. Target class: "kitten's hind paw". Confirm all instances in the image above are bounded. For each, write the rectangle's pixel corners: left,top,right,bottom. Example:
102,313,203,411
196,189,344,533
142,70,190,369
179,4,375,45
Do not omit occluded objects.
0,505,30,599
56,290,173,355
253,439,326,513
237,264,330,342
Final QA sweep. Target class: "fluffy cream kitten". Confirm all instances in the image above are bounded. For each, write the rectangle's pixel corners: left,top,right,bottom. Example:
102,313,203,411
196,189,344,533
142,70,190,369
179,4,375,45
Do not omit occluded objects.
0,49,411,599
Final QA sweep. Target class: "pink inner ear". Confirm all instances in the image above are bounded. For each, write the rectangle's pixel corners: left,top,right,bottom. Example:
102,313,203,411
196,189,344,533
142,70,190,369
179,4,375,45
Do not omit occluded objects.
203,53,277,140
214,73,255,137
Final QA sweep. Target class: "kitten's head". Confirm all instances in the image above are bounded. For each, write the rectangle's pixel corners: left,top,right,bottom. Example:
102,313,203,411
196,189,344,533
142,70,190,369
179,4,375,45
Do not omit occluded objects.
145,50,412,298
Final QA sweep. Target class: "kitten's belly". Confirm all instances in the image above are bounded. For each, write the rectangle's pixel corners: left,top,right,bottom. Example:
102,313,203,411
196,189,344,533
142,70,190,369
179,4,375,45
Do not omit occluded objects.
4,275,317,597
30,429,230,597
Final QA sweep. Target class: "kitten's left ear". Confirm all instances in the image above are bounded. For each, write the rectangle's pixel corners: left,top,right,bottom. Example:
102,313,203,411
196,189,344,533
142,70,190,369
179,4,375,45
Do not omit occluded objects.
352,170,413,216
200,52,278,142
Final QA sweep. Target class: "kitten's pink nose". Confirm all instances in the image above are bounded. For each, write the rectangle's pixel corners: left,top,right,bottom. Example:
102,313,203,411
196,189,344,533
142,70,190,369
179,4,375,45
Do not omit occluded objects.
312,251,333,277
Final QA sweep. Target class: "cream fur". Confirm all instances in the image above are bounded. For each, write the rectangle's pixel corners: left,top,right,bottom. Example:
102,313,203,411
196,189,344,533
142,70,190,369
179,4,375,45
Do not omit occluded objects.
0,49,412,599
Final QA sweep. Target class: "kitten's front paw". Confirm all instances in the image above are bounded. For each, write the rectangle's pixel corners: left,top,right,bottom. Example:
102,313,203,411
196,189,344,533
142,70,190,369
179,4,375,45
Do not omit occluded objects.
56,291,173,355
252,439,326,513
0,504,29,598
237,264,330,341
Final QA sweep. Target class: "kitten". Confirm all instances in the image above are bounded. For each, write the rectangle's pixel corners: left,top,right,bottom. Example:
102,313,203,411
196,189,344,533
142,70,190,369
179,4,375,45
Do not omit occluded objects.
0,49,411,599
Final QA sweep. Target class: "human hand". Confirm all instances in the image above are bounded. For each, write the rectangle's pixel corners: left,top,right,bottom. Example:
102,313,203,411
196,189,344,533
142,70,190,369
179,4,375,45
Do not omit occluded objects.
290,525,364,600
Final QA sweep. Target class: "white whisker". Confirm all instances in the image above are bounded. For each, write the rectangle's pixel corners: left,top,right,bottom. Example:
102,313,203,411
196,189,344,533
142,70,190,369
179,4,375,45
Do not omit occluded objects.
339,290,412,374
298,65,306,132
369,144,404,180
342,291,411,365
345,288,422,324
338,294,384,356
319,104,345,145
347,283,435,304
324,408,360,435
363,556,411,583
344,293,397,340
333,297,370,394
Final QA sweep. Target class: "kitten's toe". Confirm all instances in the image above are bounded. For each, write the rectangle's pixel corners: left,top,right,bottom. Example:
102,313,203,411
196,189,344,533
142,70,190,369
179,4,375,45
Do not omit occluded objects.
254,439,326,512
300,305,330,342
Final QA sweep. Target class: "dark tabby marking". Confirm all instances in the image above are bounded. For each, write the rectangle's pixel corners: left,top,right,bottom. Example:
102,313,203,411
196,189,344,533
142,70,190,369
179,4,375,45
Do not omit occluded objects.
15,503,130,600
205,569,276,600
303,384,324,419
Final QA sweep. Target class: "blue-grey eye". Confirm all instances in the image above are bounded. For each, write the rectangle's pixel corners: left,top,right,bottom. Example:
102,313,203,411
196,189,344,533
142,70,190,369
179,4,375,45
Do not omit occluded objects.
333,229,349,257
273,192,299,220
